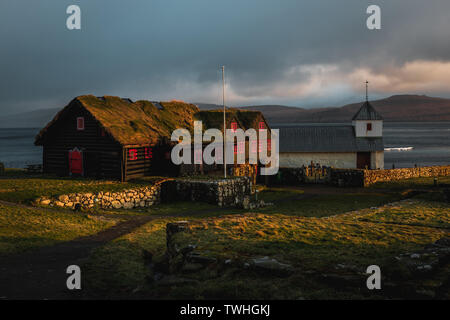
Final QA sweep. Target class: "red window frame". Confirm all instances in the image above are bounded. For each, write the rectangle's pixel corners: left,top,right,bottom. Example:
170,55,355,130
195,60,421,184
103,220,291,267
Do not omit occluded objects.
129,149,138,161
231,122,238,132
367,123,372,131
238,141,245,154
259,122,265,130
144,147,153,159
258,140,263,153
250,140,257,154
77,117,85,131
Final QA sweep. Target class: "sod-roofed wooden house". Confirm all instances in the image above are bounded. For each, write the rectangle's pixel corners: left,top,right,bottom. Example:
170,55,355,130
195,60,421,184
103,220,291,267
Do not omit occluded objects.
35,95,271,181
191,108,271,181
35,95,199,181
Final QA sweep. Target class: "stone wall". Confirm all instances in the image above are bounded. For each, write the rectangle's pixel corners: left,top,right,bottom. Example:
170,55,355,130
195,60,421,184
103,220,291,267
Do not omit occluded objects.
35,181,164,209
165,177,253,207
265,167,331,186
35,177,252,210
330,169,365,187
363,165,450,186
264,165,450,188
330,165,450,187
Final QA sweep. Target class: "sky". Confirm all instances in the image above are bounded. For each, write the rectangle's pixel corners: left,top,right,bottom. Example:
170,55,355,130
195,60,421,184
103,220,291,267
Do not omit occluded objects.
1,0,450,114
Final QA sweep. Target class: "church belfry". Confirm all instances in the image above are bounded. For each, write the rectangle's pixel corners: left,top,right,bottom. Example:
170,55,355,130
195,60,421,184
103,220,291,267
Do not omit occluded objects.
352,81,383,138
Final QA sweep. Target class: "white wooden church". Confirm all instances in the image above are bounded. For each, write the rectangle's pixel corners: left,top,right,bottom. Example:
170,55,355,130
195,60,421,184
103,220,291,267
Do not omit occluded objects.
278,100,385,170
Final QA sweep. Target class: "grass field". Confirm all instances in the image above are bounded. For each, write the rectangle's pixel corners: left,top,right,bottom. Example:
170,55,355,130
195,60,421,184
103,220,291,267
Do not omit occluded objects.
80,198,449,299
1,172,448,299
0,202,120,255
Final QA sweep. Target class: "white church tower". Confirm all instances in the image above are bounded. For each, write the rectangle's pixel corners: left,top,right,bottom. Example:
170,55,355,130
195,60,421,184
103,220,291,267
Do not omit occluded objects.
352,81,383,138
351,81,384,169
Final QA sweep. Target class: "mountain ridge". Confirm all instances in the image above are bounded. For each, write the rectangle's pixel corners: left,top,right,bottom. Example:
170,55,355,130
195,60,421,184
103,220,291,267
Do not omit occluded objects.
1,94,449,128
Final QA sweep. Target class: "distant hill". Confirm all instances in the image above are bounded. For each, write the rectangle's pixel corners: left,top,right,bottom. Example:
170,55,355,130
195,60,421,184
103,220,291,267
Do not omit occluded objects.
0,108,59,128
240,95,450,124
1,95,450,128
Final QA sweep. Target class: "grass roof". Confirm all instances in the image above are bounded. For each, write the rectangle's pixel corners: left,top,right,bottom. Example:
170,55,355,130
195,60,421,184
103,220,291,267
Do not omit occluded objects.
195,108,265,131
35,96,268,147
36,95,199,146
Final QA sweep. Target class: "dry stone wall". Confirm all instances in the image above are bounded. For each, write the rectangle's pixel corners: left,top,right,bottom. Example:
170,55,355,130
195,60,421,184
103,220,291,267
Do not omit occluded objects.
35,177,253,210
36,183,163,210
363,165,450,186
166,177,253,207
331,165,450,187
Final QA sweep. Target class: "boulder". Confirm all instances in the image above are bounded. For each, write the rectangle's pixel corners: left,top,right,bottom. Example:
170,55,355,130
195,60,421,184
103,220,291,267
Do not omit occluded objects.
111,201,122,209
40,199,51,206
58,195,69,202
55,201,65,207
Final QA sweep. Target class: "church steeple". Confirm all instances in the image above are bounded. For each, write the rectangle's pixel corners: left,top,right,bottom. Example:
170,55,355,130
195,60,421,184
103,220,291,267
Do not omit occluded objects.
366,80,369,102
352,81,383,138
352,81,383,121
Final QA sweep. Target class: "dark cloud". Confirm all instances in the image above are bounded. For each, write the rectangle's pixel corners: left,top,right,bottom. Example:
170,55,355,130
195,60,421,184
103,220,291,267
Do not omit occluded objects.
1,0,450,112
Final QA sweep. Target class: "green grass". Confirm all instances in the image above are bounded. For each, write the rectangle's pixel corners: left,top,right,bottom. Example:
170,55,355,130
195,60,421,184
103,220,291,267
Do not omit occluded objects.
354,199,450,228
80,198,449,299
0,202,120,255
0,174,163,204
82,217,178,297
259,190,400,217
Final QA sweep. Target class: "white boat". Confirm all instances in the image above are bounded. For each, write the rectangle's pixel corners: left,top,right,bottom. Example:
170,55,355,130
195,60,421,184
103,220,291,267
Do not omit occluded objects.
384,147,414,152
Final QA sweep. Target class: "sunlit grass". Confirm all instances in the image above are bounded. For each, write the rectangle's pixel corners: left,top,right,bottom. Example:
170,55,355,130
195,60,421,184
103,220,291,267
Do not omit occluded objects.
0,203,120,254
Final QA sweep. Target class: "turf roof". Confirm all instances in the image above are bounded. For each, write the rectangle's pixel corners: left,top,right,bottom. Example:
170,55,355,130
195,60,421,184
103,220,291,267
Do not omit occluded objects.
35,96,268,147
35,95,200,146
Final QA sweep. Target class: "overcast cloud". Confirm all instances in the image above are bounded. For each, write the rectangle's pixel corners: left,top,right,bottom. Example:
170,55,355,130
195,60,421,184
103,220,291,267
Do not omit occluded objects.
1,0,450,113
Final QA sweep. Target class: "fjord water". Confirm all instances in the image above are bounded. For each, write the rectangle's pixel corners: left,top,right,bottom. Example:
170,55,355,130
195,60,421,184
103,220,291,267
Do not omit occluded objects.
0,128,42,168
0,123,449,169
383,122,450,168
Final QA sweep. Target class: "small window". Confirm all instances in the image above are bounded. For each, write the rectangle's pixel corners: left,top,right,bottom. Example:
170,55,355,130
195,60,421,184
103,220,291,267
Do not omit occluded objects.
250,140,257,154
267,138,272,152
234,144,238,155
129,149,138,161
238,141,245,154
367,123,372,131
77,117,85,131
144,147,153,159
231,122,238,132
259,122,265,130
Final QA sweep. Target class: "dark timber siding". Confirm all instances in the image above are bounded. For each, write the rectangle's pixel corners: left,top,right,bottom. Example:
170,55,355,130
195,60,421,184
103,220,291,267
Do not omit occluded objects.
123,144,178,181
41,104,122,179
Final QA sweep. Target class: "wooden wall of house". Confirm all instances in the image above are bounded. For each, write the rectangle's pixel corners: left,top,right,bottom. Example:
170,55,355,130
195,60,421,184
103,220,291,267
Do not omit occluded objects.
41,102,122,179
123,144,179,181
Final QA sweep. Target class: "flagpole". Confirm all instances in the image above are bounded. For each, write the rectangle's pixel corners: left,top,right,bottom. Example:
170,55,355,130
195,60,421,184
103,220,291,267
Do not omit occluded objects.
222,66,227,178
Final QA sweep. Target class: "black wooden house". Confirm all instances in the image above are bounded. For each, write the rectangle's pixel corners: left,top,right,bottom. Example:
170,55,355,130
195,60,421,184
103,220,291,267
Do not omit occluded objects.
35,95,199,181
35,95,271,181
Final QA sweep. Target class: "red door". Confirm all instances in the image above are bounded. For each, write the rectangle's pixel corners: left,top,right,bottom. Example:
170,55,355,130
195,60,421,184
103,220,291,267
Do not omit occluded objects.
357,152,371,169
69,149,83,175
